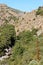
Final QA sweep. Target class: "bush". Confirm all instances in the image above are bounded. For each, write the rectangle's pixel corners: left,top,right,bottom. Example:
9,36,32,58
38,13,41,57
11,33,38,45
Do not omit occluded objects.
39,59,43,65
29,60,38,65
36,7,43,16
7,29,38,65
1,28,43,65
0,24,16,56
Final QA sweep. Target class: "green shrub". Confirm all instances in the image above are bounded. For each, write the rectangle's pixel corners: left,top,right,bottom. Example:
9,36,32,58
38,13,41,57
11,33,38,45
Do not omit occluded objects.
36,7,43,16
39,59,43,65
29,60,38,65
0,24,16,56
7,29,38,65
1,28,43,65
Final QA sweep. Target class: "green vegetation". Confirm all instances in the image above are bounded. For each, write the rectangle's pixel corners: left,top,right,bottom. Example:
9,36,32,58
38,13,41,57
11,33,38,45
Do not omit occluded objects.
36,7,43,16
29,60,38,65
0,27,43,65
0,4,43,65
7,29,43,65
6,29,39,65
0,24,16,56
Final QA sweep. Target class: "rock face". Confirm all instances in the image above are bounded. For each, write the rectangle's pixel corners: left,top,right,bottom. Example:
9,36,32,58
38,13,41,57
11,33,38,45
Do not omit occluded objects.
0,4,43,35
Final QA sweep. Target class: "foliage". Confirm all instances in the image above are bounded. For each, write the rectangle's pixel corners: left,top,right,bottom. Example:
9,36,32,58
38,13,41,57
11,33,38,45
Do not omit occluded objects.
29,60,38,65
36,7,43,16
0,24,16,56
7,29,39,65
39,59,43,65
0,28,43,65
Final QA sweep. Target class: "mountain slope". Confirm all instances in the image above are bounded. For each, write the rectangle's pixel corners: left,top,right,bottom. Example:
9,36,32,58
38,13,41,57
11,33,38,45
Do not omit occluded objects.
0,4,43,36
0,4,23,25
0,4,43,65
